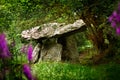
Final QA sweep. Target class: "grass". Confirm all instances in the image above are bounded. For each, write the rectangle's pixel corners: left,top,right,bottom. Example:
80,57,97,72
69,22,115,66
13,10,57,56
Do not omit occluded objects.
32,62,120,80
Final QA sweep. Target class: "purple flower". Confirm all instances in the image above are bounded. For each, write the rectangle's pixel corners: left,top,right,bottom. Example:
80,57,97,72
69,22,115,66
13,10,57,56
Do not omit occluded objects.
110,11,120,23
23,64,34,80
108,15,113,22
27,45,33,62
116,27,120,35
108,2,120,36
0,33,11,58
111,21,117,28
112,11,118,17
115,15,120,22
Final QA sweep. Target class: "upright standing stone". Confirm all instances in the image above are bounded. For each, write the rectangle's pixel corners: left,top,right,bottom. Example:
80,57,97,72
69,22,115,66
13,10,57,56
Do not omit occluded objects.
21,19,86,62
40,38,62,62
58,35,79,62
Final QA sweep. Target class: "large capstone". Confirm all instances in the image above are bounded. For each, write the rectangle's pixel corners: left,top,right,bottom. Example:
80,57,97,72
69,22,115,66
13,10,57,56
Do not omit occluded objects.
21,19,86,62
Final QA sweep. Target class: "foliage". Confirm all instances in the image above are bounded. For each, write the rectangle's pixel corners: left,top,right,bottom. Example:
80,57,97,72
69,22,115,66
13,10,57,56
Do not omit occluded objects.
0,33,35,80
0,4,13,31
32,62,120,80
75,32,93,53
0,0,120,79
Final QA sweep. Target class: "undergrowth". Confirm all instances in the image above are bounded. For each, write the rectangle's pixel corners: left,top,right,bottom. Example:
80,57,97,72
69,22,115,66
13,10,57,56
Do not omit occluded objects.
32,62,120,80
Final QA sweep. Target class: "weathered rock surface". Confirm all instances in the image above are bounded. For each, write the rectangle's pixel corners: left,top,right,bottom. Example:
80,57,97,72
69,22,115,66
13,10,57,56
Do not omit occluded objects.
21,19,86,62
21,19,85,40
58,35,79,62
31,38,62,63
31,43,41,63
39,38,62,62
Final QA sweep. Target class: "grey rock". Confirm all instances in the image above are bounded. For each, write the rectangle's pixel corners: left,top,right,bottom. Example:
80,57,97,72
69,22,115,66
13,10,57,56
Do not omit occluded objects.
21,19,85,40
21,19,86,62
40,39,62,62
31,43,41,63
60,35,79,62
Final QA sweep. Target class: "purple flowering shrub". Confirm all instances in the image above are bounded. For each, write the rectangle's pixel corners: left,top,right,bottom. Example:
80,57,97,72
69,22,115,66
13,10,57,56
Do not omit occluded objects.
0,33,35,80
0,33,11,59
109,3,120,35
23,64,35,80
20,44,33,63
27,45,33,62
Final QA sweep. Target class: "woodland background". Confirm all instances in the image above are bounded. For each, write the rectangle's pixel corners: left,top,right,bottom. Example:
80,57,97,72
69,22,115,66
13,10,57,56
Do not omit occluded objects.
0,0,120,80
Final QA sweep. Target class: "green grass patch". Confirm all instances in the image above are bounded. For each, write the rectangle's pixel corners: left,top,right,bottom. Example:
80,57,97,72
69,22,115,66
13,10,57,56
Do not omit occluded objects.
32,62,120,80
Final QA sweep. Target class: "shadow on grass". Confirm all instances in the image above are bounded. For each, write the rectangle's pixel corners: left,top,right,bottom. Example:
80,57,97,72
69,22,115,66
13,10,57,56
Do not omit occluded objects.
103,63,120,80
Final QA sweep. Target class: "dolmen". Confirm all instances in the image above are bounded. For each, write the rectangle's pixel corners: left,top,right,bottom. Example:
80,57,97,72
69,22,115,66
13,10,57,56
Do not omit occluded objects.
21,19,86,63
